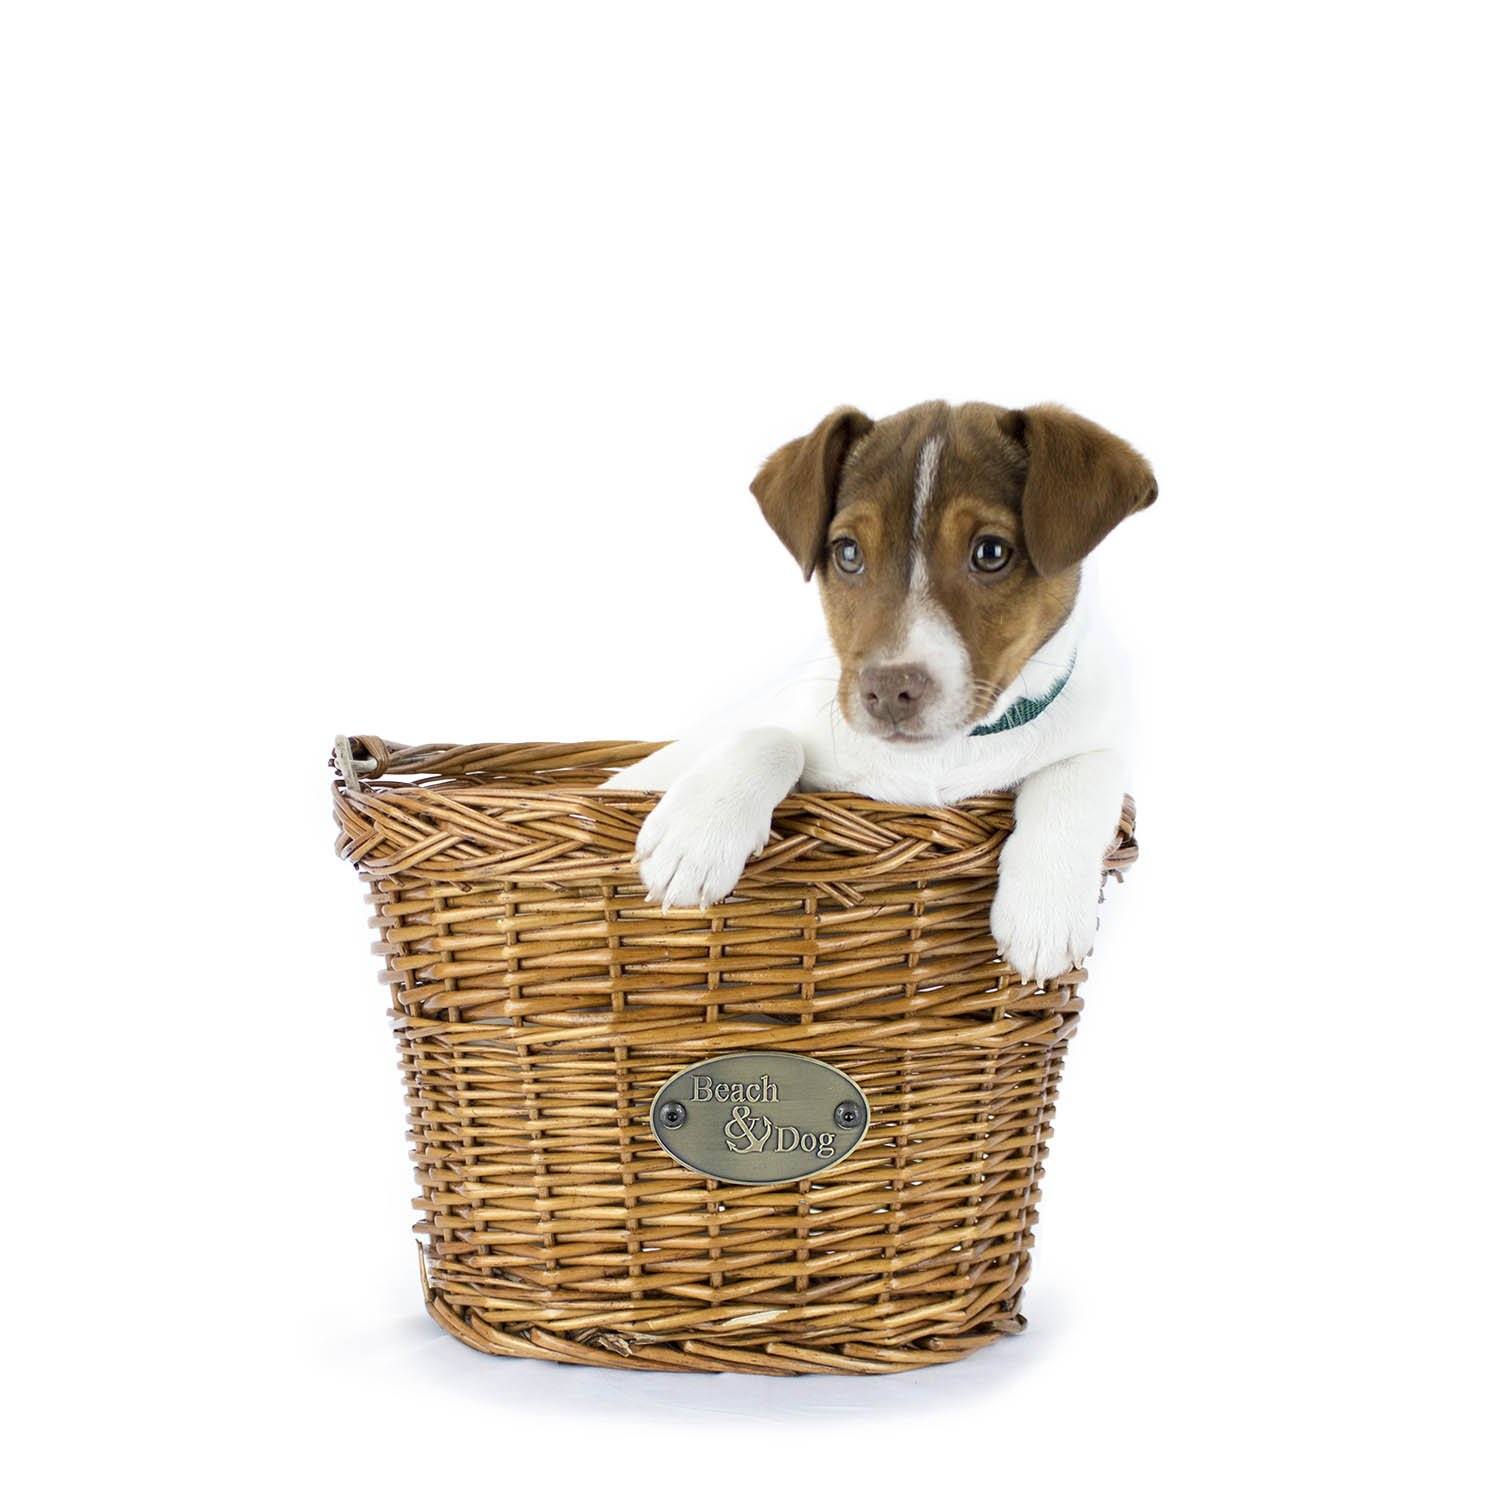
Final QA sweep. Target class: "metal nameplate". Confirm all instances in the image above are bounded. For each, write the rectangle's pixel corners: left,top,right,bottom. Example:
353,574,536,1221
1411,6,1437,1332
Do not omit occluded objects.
649,1051,869,1186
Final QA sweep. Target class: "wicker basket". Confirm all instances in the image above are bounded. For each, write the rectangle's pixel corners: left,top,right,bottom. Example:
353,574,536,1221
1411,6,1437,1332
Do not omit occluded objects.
330,735,1137,1375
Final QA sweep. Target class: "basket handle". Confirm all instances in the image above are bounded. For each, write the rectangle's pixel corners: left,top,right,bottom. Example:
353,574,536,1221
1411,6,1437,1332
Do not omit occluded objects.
331,735,377,791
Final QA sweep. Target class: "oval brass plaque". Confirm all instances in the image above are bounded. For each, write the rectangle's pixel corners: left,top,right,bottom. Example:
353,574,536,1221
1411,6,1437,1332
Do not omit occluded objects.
649,1051,869,1185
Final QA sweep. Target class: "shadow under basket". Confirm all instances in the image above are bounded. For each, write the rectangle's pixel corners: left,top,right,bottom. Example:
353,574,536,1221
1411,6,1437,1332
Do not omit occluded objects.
330,736,1137,1376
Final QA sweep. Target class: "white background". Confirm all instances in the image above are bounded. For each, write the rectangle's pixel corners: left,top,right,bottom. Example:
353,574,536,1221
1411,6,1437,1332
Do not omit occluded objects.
5,3,1496,1495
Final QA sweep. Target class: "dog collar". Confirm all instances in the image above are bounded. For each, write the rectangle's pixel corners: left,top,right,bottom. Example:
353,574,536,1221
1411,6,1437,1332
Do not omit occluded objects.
969,653,1077,737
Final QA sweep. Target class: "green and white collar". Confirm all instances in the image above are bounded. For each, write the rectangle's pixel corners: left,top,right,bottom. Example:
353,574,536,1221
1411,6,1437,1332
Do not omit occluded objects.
969,653,1077,738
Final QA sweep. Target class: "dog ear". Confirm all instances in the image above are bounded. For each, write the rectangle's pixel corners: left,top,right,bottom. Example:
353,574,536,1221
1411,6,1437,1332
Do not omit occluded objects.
750,406,874,580
999,405,1157,577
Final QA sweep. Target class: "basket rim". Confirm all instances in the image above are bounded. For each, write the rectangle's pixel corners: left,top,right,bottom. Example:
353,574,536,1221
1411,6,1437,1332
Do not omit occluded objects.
329,735,1137,886
330,733,1132,813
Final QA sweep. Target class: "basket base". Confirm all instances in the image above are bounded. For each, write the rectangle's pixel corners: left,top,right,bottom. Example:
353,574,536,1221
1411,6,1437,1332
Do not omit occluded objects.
422,1275,1029,1376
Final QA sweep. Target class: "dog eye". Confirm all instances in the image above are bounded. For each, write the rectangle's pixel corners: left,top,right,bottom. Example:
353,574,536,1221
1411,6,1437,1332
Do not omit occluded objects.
970,536,1011,573
831,538,865,575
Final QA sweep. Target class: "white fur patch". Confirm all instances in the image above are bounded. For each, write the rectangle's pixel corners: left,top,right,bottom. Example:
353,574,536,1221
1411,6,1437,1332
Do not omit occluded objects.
911,435,943,540
633,728,804,908
888,596,971,731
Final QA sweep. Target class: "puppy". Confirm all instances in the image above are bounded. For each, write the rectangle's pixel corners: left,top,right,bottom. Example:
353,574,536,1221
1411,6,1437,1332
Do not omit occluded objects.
606,400,1155,982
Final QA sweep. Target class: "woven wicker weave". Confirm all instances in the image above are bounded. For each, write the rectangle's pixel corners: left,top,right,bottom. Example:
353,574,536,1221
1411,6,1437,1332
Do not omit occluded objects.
331,736,1136,1375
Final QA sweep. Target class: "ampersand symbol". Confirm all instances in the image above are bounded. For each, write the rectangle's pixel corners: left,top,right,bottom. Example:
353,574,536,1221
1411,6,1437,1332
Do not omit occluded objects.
723,1105,772,1153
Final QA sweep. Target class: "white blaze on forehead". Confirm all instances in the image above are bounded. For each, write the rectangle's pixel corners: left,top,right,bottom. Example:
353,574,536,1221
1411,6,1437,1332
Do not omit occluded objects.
911,437,965,688
854,429,974,737
875,437,971,726
911,434,944,542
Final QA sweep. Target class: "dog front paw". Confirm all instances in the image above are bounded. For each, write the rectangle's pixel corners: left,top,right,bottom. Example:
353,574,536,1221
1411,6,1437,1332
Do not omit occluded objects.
991,840,1102,983
635,776,773,911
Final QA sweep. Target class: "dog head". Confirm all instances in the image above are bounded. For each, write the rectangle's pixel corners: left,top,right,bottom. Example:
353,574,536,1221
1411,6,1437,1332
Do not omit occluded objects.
751,400,1156,743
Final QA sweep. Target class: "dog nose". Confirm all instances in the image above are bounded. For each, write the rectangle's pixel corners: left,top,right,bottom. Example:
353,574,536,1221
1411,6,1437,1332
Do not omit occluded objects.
860,664,933,726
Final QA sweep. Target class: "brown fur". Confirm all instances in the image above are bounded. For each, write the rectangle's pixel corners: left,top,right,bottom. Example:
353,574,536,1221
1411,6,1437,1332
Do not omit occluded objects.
750,400,1156,729
998,404,1157,576
750,406,874,580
